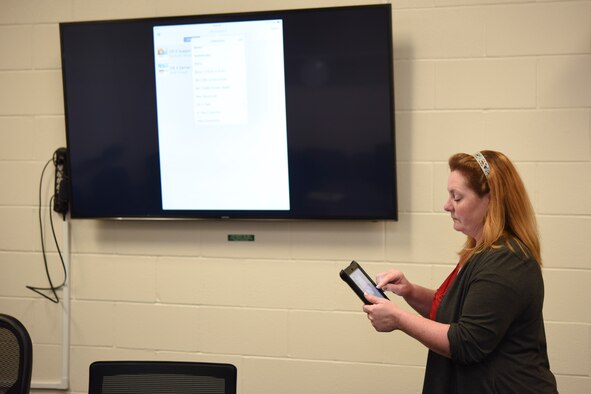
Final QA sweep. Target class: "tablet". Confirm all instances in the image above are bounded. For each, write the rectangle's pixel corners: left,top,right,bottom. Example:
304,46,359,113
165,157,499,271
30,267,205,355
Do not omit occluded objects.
339,260,389,305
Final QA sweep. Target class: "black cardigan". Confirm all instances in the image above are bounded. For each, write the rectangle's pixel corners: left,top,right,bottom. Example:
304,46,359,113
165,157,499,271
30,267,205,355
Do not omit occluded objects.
422,242,558,393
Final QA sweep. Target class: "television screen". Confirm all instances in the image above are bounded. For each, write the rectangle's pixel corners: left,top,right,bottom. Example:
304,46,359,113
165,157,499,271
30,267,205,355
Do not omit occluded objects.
59,4,397,220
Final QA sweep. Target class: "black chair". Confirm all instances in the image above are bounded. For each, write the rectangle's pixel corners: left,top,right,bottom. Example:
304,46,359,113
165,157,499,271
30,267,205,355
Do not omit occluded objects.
0,314,33,394
88,361,237,394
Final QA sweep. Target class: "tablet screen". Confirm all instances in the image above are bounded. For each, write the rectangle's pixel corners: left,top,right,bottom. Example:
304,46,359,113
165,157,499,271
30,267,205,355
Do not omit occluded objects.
350,268,386,299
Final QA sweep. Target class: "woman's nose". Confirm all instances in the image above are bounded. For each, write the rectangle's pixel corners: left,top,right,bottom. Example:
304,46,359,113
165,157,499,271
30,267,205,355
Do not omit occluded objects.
443,197,452,212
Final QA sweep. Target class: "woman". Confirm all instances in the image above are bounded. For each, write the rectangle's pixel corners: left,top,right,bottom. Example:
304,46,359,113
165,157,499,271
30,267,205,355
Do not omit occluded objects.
363,151,557,393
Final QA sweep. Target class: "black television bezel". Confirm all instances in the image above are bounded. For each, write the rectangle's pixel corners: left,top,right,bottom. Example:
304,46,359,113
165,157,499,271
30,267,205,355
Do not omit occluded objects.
59,4,398,221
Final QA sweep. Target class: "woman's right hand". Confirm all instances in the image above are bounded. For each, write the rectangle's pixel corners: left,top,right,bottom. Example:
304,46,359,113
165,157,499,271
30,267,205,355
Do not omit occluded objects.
375,269,435,318
376,269,413,298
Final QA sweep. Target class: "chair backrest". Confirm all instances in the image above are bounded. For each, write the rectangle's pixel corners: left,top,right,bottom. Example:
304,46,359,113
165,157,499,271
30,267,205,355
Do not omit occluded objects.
0,314,33,394
88,361,237,394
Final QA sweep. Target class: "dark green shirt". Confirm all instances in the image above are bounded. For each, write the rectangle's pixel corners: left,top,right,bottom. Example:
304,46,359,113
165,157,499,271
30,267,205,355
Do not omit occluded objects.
422,242,558,393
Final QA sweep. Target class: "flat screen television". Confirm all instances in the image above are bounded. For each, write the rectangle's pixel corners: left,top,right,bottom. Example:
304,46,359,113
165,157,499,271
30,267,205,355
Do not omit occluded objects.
59,4,397,220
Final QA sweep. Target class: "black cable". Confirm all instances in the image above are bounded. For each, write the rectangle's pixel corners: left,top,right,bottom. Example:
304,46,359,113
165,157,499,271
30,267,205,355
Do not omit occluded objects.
26,151,68,303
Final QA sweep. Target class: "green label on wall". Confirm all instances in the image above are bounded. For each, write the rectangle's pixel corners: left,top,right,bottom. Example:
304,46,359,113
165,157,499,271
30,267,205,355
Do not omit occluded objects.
227,234,255,242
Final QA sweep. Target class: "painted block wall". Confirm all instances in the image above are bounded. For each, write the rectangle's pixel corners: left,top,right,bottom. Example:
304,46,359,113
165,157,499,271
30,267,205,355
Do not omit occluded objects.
0,0,589,393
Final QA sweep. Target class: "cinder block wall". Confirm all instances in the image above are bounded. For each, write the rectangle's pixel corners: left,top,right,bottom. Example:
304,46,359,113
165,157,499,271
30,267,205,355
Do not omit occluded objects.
1,1,590,393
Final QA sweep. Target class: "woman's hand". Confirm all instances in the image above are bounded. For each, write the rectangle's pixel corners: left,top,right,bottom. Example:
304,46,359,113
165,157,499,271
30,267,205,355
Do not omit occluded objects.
375,269,435,318
375,269,413,297
363,293,401,332
363,293,452,358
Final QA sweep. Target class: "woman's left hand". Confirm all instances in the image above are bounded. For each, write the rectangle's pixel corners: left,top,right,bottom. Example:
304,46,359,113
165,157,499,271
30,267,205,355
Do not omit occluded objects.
363,293,401,332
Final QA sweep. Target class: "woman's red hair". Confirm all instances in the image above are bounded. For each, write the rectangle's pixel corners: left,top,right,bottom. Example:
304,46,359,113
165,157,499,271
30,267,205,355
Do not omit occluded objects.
449,150,541,266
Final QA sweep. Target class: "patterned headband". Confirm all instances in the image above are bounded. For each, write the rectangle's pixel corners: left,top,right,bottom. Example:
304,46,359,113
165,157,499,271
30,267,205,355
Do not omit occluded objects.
472,151,490,177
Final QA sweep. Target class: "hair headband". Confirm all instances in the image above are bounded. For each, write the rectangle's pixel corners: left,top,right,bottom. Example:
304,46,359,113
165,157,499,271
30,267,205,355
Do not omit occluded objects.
472,151,490,177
